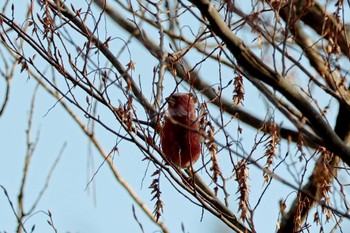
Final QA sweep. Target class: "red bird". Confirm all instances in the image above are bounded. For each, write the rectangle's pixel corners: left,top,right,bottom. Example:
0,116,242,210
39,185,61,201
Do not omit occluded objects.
160,93,201,168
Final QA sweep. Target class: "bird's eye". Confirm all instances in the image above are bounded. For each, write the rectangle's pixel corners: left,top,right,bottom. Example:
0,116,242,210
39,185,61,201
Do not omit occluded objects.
167,96,177,107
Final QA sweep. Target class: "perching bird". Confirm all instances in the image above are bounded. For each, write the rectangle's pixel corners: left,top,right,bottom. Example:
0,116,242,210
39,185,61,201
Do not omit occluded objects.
160,93,201,168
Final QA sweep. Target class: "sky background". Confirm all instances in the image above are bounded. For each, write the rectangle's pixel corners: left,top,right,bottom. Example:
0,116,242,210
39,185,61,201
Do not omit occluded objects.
0,1,349,233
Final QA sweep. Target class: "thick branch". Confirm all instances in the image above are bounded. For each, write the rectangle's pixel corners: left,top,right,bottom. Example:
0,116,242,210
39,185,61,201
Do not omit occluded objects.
275,0,350,105
295,0,350,58
278,103,349,232
92,0,320,148
191,0,350,167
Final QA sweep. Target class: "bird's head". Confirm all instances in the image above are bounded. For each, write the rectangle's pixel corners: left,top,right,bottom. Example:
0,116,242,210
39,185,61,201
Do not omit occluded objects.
166,93,196,118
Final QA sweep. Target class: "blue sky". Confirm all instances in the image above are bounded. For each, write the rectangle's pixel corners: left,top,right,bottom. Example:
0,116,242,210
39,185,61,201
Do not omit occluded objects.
0,1,349,233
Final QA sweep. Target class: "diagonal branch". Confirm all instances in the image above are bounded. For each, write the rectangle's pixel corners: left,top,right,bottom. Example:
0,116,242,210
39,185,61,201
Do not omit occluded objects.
30,68,170,233
92,0,320,148
273,0,350,105
190,0,350,167
46,0,157,121
294,0,350,58
268,1,350,231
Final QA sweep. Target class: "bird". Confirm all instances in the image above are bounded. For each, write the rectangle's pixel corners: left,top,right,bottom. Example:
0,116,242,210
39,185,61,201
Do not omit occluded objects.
160,93,201,168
